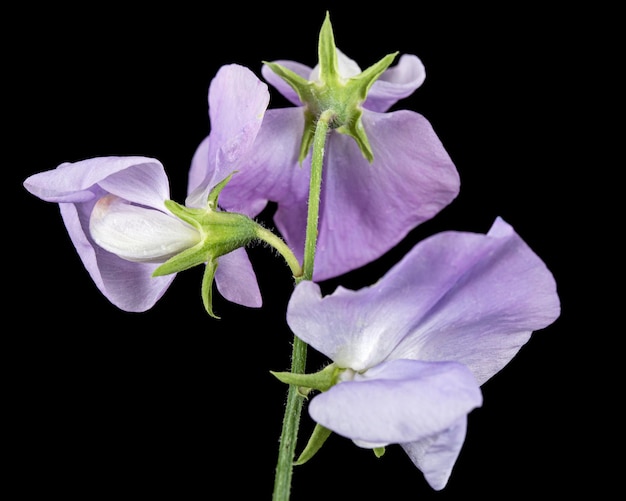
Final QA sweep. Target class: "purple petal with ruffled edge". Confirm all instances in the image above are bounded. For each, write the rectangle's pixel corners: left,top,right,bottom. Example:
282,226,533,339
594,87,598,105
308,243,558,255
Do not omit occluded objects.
24,157,176,312
401,417,469,491
364,54,426,113
309,359,481,444
288,217,560,384
186,64,270,208
387,217,561,385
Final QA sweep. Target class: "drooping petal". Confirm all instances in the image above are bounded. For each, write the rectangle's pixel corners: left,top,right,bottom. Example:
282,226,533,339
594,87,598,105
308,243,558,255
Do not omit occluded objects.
59,202,175,312
401,417,468,491
365,54,426,113
186,64,270,208
214,248,262,308
308,359,481,445
89,195,200,263
387,217,561,385
310,108,459,281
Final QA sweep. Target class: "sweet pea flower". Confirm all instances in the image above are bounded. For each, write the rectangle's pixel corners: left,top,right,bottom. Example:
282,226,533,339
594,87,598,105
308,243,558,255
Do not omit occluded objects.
24,63,275,314
281,217,561,490
195,13,460,281
23,156,263,314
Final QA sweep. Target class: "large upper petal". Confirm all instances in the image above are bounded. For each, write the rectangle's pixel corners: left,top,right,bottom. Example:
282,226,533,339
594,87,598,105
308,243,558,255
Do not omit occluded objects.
222,106,459,282
308,359,481,445
253,53,452,280
309,109,459,280
401,417,469,491
186,64,270,208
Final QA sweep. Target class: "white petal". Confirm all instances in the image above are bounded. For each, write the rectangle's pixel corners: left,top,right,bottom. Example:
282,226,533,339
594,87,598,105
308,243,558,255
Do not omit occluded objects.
90,195,200,262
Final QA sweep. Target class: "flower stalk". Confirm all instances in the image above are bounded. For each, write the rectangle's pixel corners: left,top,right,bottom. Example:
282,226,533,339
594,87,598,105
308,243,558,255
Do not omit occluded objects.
272,110,332,501
255,225,303,279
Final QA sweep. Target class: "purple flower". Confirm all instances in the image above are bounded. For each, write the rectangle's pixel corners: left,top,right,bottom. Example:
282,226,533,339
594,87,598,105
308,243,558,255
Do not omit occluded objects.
200,48,460,282
286,217,560,489
23,155,262,313
24,65,272,314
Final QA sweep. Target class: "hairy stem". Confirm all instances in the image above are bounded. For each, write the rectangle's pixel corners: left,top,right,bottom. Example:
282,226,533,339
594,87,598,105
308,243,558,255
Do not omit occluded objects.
272,111,332,501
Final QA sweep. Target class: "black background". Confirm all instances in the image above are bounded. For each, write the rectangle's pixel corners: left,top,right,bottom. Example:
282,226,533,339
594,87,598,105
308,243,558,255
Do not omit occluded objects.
8,4,611,499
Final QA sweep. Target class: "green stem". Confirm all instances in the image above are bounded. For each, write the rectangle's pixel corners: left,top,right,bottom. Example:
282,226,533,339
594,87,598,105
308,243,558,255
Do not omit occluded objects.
255,225,303,279
272,111,332,501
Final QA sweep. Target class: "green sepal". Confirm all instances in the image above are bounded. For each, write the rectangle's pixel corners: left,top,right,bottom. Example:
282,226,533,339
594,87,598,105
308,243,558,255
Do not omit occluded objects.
350,51,399,101
373,446,386,458
298,109,317,165
262,61,312,104
317,11,340,86
270,363,339,393
262,62,317,164
263,11,398,163
153,201,258,278
163,199,255,240
207,171,235,209
294,423,333,466
333,50,398,163
150,172,261,317
152,239,212,277
201,258,219,319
